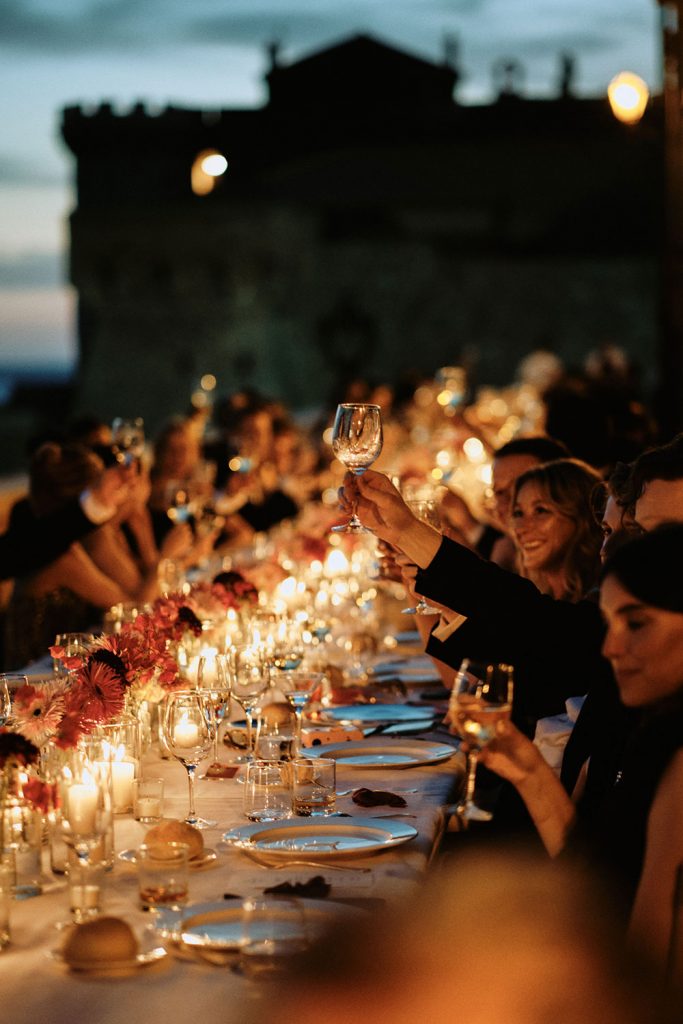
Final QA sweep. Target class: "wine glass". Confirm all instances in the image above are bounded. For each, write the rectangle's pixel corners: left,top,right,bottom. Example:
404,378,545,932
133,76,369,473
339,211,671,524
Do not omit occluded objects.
229,645,271,762
269,618,305,673
277,671,325,755
56,757,113,925
330,403,383,533
162,691,216,829
0,675,19,725
197,654,233,778
448,659,514,824
402,498,442,616
111,416,145,466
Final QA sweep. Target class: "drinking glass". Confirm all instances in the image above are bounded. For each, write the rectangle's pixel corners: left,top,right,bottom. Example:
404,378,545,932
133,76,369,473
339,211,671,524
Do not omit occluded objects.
197,654,232,777
239,897,309,978
277,671,324,755
330,403,383,533
162,691,216,829
402,498,442,616
53,633,96,676
229,645,271,762
243,761,292,822
448,659,514,824
269,618,305,673
137,842,189,910
291,757,336,817
111,416,145,466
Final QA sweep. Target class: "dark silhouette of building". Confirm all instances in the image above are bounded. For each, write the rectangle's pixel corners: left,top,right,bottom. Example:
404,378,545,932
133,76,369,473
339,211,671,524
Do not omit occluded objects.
61,33,663,430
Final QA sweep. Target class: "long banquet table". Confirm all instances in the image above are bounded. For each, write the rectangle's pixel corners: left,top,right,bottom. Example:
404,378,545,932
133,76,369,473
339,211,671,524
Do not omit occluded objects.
0,675,463,1024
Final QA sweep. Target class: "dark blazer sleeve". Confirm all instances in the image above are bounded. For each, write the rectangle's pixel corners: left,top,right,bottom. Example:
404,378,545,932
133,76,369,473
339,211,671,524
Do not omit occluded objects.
415,536,606,661
0,499,96,581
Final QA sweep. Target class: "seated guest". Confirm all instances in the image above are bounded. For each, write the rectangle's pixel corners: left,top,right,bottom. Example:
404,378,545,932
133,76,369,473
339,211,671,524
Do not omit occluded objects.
0,459,130,581
623,432,683,532
473,527,683,977
3,443,188,668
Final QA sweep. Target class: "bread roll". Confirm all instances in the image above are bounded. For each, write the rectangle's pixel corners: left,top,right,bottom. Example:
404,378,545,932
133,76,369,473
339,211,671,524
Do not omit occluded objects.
260,702,293,727
144,819,204,861
63,916,138,966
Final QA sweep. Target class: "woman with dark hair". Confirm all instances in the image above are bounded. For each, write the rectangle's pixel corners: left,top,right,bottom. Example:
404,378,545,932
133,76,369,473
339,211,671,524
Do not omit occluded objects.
472,526,683,972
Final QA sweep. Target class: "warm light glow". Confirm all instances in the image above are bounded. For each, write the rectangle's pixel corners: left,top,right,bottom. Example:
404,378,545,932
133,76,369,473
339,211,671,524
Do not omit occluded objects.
200,373,217,391
437,389,453,406
325,549,349,576
201,153,228,176
191,149,229,196
607,72,649,125
463,437,485,462
435,450,451,469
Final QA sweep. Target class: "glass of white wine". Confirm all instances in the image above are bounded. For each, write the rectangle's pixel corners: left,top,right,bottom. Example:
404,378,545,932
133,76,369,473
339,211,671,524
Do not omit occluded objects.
448,659,514,824
330,403,383,533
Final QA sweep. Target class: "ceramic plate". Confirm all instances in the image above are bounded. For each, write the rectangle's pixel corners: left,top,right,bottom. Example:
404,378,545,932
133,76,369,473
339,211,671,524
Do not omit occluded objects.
118,848,218,870
320,704,435,727
171,898,367,955
311,739,455,769
49,945,167,976
222,816,417,859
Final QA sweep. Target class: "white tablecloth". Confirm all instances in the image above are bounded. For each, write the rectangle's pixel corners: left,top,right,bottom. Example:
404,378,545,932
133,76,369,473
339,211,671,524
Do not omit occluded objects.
0,738,463,1024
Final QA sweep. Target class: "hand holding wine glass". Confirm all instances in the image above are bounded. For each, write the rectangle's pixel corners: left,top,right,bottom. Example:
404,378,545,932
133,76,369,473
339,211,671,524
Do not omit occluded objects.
331,404,383,533
448,659,514,825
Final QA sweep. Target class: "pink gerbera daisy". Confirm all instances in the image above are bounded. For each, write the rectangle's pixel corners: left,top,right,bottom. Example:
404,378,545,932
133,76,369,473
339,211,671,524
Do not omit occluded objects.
12,684,66,746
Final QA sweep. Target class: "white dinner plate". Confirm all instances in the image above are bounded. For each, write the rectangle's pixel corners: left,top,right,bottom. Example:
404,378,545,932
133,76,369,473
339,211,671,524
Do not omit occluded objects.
311,739,455,769
118,848,218,870
319,704,435,726
222,816,417,859
171,898,367,954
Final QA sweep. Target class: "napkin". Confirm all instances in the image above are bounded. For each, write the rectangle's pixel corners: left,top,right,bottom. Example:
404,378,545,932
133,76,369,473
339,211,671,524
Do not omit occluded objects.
263,876,331,899
351,787,407,808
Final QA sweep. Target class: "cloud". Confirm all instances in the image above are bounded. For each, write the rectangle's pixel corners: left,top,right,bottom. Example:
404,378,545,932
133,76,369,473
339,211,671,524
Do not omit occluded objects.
0,153,65,186
0,0,165,53
0,252,64,289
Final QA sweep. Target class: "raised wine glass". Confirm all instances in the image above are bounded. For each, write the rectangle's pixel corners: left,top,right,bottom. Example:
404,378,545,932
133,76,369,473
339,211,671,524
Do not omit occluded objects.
162,691,216,829
330,403,383,533
111,417,145,466
448,659,514,825
401,497,443,616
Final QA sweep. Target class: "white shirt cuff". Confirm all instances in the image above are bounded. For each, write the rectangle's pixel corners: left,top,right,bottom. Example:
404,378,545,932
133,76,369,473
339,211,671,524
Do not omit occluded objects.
80,489,115,524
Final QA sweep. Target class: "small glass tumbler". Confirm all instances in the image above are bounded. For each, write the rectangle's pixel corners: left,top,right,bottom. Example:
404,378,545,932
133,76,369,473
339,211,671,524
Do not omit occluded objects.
243,760,292,822
291,757,336,817
133,778,164,824
0,857,12,949
137,842,189,910
239,896,309,978
67,853,104,924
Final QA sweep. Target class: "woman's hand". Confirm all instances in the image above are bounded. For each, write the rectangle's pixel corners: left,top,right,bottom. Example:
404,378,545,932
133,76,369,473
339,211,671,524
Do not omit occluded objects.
477,722,545,787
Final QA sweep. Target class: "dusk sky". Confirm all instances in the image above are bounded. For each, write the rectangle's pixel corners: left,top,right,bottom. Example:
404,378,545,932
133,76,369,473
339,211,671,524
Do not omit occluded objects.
0,0,662,377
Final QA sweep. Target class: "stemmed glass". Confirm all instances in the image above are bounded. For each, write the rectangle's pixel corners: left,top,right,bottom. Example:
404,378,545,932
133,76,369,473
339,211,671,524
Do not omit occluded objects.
197,654,233,778
111,417,145,466
162,691,216,829
229,645,271,762
448,659,514,825
57,757,112,908
402,498,442,616
330,403,383,533
277,671,325,755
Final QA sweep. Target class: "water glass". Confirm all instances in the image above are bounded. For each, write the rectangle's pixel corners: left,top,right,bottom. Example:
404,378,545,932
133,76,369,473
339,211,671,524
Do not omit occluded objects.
132,778,164,824
239,897,308,978
67,853,104,923
291,757,336,817
137,842,189,910
243,760,292,822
